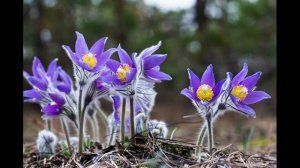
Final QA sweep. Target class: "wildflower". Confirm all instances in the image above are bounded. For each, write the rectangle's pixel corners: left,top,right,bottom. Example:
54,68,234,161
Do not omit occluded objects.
41,92,65,117
102,45,137,89
62,32,115,72
137,41,172,82
180,65,224,109
227,63,271,117
23,57,77,123
23,57,59,91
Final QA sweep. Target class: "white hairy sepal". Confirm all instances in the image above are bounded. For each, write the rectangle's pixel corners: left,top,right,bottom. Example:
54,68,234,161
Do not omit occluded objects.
135,113,147,135
36,129,58,155
148,120,168,138
134,77,157,114
70,137,79,147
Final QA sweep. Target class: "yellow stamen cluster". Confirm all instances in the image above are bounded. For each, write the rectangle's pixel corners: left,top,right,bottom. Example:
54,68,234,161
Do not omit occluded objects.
82,53,97,68
231,85,248,101
117,64,131,82
196,84,214,102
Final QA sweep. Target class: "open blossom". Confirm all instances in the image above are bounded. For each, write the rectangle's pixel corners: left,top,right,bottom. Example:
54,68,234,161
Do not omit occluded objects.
62,32,115,72
180,65,224,107
102,45,137,88
137,41,172,82
227,63,271,117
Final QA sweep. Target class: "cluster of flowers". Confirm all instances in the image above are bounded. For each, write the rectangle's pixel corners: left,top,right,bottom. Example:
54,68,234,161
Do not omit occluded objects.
23,32,270,157
24,32,171,155
181,63,271,153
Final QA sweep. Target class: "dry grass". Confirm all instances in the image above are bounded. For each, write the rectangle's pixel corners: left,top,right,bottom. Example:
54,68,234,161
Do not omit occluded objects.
23,133,276,168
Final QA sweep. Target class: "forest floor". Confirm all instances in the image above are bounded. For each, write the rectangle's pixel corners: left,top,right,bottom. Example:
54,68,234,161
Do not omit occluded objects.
23,91,276,167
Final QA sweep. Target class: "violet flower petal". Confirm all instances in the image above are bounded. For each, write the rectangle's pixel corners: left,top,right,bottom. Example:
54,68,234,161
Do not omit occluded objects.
145,68,172,81
117,45,132,66
187,68,201,93
241,72,262,90
62,45,81,65
139,41,161,58
48,93,65,106
232,63,248,85
180,88,199,102
125,68,137,83
143,54,167,70
201,64,215,87
235,102,256,117
242,91,271,104
90,37,107,57
23,89,42,101
96,48,117,67
41,104,60,116
106,59,121,73
75,31,89,57
28,77,48,90
47,58,58,79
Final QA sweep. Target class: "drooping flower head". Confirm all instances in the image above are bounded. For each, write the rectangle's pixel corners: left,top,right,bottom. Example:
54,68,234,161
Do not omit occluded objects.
41,92,65,117
102,45,137,88
228,63,271,117
23,57,76,122
62,32,115,72
137,41,172,82
181,65,224,107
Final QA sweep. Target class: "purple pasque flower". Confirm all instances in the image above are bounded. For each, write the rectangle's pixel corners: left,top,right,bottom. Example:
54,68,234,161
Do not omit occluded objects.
23,57,59,91
102,45,137,88
23,89,43,103
62,32,116,72
228,63,271,117
181,64,224,107
23,57,77,123
23,57,73,94
137,41,172,82
41,92,65,117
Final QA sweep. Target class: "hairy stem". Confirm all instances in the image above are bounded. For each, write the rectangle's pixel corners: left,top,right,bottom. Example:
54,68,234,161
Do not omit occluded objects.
195,125,207,155
60,118,72,154
130,97,135,144
120,97,126,144
108,126,116,146
46,119,52,131
206,114,213,154
78,87,84,155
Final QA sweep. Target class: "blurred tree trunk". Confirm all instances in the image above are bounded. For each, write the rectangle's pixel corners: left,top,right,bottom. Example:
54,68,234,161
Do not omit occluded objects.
115,0,127,46
195,0,207,33
34,1,47,63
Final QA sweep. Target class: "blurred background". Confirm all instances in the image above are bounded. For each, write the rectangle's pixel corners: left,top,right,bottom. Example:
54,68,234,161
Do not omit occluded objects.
24,0,276,153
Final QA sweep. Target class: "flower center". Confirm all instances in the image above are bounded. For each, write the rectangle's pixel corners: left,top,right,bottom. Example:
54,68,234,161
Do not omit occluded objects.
117,64,131,82
50,101,57,106
196,84,214,102
231,85,248,101
82,53,97,68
